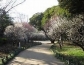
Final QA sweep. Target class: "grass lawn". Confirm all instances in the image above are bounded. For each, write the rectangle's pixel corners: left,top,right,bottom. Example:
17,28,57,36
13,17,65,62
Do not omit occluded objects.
51,42,84,65
56,44,84,57
0,58,2,64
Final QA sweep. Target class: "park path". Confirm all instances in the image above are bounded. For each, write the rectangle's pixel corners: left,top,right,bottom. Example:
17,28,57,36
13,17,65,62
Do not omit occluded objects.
7,41,64,65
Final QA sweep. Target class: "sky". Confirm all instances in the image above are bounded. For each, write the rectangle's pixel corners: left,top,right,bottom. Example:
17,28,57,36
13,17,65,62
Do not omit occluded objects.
7,0,58,22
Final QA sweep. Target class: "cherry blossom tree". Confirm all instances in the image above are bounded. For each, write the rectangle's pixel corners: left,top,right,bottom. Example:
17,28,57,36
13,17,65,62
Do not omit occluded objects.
4,22,38,44
4,23,27,44
22,22,38,42
43,15,70,49
68,14,84,51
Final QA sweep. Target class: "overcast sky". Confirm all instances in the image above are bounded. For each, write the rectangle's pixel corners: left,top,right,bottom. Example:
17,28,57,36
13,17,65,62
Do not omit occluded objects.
9,0,58,22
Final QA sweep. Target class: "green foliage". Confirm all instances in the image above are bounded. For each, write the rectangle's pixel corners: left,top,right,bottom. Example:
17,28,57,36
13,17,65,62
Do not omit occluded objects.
58,0,84,14
0,38,7,45
54,6,71,17
51,43,84,57
0,9,13,37
41,7,53,26
51,43,84,65
57,45,84,57
29,5,71,28
41,6,71,26
29,13,43,30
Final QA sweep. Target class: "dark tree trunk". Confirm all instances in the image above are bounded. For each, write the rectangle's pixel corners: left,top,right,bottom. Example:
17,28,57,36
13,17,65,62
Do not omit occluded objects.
58,36,63,49
50,40,55,43
24,38,26,44
58,40,62,49
82,48,84,51
42,29,50,40
73,41,84,51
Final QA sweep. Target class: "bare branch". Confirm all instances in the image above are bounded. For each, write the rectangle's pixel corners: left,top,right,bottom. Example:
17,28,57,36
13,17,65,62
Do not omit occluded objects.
3,0,13,10
6,0,26,13
10,0,17,9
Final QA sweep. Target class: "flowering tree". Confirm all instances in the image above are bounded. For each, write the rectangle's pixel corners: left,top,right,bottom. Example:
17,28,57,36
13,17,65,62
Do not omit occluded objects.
44,14,84,50
43,15,70,49
4,23,27,44
4,22,38,44
68,14,84,51
22,22,37,42
29,31,46,41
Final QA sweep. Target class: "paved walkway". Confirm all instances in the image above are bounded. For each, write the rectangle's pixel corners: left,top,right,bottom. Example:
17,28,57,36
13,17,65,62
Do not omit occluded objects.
7,41,64,65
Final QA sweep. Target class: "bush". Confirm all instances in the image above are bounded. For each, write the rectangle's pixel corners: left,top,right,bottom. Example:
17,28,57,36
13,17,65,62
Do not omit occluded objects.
0,38,7,46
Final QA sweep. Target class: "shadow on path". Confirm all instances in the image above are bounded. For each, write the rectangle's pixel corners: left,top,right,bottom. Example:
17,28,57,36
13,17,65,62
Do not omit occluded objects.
7,42,64,65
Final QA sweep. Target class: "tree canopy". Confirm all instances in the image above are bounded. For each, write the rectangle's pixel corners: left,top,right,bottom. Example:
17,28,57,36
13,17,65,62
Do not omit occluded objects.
41,6,70,26
0,9,13,37
29,13,43,30
58,0,84,14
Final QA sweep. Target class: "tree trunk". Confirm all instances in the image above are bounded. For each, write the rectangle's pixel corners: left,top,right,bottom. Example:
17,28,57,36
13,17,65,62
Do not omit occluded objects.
73,41,84,51
58,40,62,49
58,36,63,49
51,40,55,43
82,47,84,51
24,38,26,44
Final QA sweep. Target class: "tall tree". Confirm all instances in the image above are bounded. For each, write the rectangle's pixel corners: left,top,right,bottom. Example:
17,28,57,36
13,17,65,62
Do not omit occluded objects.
29,12,43,30
58,0,84,14
0,9,13,37
68,14,84,51
43,15,69,49
41,6,71,26
0,0,26,37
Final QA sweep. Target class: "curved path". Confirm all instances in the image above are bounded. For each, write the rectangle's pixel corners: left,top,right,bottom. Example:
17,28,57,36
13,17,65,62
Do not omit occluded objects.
7,41,64,65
